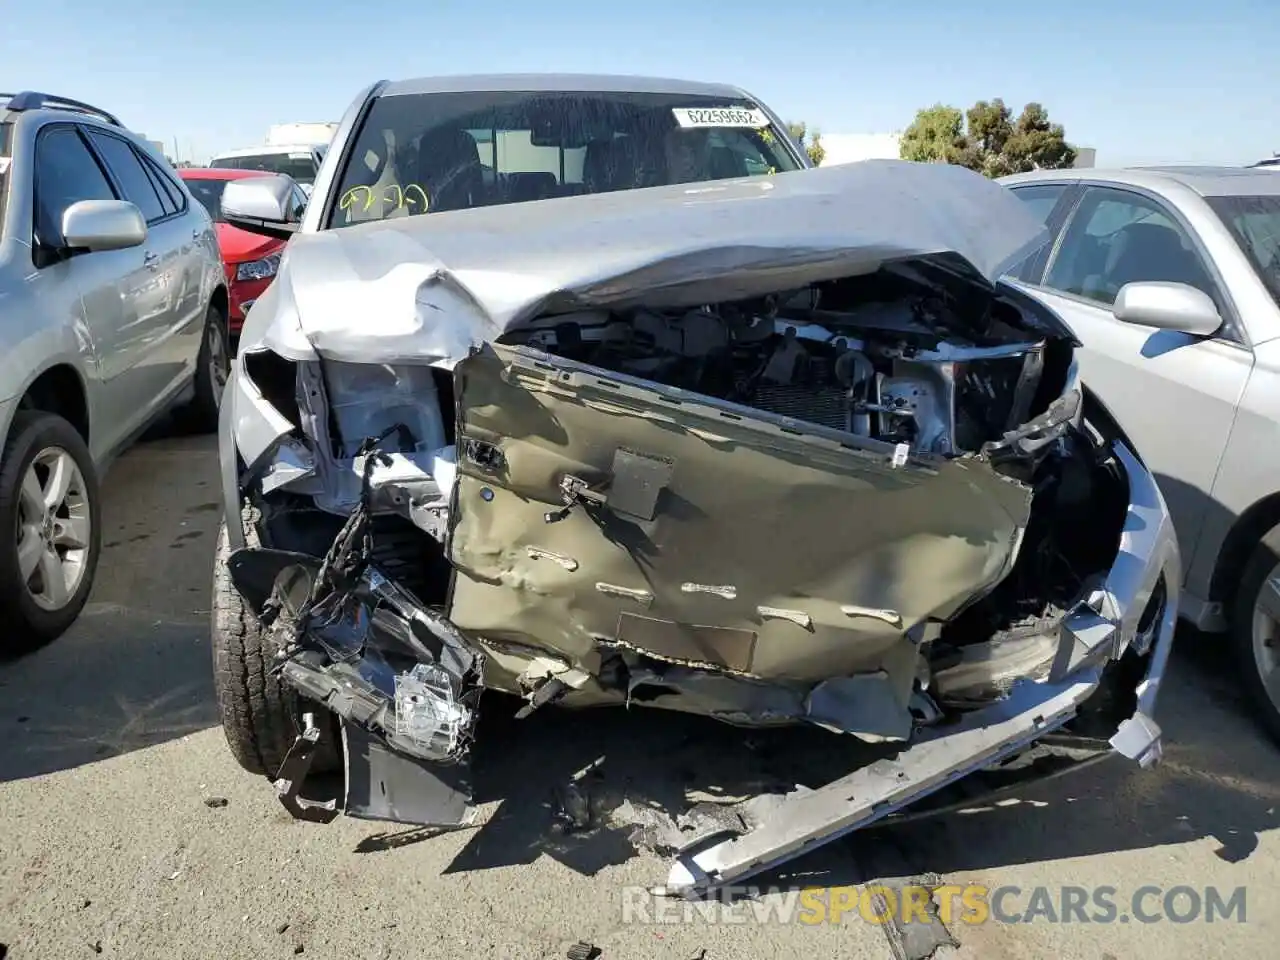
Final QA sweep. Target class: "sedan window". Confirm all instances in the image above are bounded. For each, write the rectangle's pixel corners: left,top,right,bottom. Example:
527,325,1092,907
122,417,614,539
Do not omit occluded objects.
1206,195,1280,310
32,125,116,249
86,130,167,223
1005,183,1070,282
1010,183,1068,224
1045,187,1217,306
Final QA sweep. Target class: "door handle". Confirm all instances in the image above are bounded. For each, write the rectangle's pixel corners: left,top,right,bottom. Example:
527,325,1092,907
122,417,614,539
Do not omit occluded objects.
192,229,202,241
143,251,160,270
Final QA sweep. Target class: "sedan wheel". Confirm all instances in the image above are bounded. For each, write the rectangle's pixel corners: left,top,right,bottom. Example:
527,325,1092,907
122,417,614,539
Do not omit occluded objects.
205,314,230,407
1251,569,1280,708
180,300,230,434
17,447,92,611
1233,526,1280,745
0,411,101,653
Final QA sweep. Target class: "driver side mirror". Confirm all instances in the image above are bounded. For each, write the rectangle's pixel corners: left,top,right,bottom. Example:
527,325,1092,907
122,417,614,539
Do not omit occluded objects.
61,199,146,253
221,174,301,241
1112,281,1222,337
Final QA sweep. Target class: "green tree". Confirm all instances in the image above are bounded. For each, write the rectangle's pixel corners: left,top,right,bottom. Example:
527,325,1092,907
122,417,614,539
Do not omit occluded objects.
899,99,1076,177
787,120,826,167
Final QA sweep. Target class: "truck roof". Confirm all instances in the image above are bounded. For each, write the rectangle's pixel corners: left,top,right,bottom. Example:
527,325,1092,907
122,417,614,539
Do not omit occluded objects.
211,143,325,159
380,72,753,100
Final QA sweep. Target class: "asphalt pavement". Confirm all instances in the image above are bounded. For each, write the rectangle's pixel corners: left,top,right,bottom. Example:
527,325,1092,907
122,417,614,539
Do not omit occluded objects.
1,424,1278,959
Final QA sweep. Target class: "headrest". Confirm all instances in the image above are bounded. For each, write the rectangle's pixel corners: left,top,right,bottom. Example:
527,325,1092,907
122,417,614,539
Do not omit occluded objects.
1105,221,1197,283
583,137,638,192
414,127,482,211
506,172,557,203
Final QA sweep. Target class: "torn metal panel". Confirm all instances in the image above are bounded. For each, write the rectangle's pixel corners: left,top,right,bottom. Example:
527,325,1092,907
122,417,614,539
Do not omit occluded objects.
664,671,1102,897
242,161,1056,365
226,523,484,825
656,431,1183,897
342,722,476,828
446,342,1033,688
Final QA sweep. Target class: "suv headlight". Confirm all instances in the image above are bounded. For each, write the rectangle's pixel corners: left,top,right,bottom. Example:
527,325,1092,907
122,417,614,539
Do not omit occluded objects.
236,251,282,282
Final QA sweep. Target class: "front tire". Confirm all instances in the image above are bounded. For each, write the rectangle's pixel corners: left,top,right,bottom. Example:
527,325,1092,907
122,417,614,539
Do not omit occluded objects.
210,505,339,776
0,412,101,654
182,301,230,434
1231,523,1280,745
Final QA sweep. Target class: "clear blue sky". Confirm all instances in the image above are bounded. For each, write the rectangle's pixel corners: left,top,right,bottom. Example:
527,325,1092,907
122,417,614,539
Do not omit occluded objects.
4,0,1276,167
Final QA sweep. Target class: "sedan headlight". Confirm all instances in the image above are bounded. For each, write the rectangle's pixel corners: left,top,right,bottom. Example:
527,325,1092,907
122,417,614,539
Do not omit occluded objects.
236,251,282,282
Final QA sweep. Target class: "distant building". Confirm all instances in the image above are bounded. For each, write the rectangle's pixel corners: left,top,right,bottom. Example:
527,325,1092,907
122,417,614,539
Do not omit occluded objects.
1071,147,1097,168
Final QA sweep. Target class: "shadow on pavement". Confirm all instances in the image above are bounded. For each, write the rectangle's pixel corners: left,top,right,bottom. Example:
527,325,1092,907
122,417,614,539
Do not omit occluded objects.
431,628,1280,887
0,418,223,783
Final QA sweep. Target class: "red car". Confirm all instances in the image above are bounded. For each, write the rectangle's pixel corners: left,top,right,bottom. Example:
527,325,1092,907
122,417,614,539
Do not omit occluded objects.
179,168,307,334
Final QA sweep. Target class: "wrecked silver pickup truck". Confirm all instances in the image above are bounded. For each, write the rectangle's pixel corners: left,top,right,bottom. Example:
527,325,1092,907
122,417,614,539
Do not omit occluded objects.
210,78,1178,898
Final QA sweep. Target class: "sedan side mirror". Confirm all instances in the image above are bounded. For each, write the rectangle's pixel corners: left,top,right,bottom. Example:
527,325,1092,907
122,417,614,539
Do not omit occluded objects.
1112,281,1222,337
222,174,301,241
61,199,146,253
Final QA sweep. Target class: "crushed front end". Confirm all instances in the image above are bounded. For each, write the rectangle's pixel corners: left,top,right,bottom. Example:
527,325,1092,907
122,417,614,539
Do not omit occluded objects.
213,162,1178,892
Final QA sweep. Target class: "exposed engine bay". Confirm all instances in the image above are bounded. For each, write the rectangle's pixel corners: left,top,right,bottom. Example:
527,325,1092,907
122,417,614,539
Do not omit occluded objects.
236,263,1126,770
500,265,1064,461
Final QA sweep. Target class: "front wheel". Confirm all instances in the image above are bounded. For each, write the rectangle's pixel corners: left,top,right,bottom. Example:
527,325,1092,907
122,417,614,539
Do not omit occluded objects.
210,506,340,776
1231,523,1280,745
181,301,230,434
0,411,101,654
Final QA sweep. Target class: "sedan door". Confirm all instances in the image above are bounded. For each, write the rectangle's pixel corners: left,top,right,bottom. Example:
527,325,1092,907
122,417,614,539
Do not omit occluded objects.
83,129,193,418
29,124,148,460
1009,183,1253,579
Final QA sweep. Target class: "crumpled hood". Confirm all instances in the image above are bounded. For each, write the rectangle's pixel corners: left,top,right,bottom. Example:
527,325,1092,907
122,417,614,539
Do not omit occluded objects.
247,160,1051,364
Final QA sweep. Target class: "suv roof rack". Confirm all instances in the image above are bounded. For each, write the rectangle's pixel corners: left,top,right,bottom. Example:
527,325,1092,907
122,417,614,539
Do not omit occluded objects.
3,91,122,127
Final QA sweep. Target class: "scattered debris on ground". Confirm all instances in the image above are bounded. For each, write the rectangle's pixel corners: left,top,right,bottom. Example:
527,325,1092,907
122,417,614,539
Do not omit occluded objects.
202,796,229,808
566,941,600,960
875,877,961,960
551,758,606,835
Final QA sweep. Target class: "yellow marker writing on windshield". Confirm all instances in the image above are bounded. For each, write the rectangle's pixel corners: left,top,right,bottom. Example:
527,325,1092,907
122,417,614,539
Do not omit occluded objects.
338,183,430,214
403,183,429,212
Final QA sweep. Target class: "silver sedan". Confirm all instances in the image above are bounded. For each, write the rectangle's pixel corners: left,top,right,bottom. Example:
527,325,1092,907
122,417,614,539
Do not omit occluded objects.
1000,166,1280,742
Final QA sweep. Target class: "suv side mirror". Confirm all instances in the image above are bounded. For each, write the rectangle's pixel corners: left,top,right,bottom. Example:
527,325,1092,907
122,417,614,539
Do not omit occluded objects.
222,174,301,241
1112,281,1222,337
61,199,146,253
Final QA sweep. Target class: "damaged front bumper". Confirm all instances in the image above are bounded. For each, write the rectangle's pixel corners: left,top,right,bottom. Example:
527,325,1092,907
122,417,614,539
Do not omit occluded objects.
662,437,1177,895
222,354,1178,893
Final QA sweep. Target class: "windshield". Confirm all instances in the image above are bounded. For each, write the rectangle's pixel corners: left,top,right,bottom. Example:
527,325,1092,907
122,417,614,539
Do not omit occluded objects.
325,90,802,229
212,152,317,184
1207,195,1280,308
184,177,229,223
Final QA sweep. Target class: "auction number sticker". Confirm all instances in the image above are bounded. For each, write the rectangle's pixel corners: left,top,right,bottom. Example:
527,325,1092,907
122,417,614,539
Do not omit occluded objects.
672,107,769,129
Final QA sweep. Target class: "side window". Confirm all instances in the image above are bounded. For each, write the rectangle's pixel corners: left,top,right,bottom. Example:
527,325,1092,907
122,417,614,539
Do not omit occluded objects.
1044,187,1218,307
140,154,186,217
85,131,165,223
1004,183,1069,283
1010,184,1068,224
704,129,782,178
32,125,117,248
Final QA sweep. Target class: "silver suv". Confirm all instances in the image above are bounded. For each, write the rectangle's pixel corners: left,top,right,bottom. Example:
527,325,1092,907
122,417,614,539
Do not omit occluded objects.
0,91,230,650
